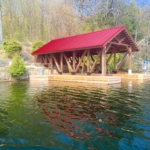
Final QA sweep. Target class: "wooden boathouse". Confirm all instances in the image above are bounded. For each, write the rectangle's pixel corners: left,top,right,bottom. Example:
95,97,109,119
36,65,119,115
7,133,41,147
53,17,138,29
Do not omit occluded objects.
31,26,141,84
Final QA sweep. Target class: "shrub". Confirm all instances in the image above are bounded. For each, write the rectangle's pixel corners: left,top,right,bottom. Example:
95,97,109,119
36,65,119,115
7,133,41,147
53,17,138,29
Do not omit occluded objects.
32,41,44,52
8,54,26,77
3,40,22,58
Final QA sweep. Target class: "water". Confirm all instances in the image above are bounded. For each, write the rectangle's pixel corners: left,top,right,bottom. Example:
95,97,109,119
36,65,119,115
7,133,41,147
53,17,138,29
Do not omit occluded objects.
0,81,150,150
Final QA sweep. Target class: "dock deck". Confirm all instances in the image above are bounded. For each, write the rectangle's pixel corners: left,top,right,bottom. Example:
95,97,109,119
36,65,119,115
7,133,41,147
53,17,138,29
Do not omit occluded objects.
112,73,150,80
30,74,121,84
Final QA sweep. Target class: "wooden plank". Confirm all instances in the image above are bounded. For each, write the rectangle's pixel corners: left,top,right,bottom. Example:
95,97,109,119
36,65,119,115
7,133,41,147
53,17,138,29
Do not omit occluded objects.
60,53,63,73
52,54,61,72
101,48,106,75
90,49,102,73
75,50,87,73
109,42,128,47
87,49,90,73
117,53,128,71
63,53,73,72
72,51,76,72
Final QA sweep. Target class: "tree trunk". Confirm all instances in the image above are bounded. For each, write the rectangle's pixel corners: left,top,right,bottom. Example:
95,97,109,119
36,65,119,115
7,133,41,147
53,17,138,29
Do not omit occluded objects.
0,0,3,44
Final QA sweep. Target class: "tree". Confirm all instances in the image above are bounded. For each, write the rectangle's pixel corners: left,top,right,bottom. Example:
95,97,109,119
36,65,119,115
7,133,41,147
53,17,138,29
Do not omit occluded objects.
32,40,44,52
8,54,26,77
3,39,22,58
0,0,3,44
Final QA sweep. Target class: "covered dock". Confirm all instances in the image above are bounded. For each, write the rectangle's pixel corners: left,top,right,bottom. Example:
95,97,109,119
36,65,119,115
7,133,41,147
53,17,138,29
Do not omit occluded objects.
31,26,142,84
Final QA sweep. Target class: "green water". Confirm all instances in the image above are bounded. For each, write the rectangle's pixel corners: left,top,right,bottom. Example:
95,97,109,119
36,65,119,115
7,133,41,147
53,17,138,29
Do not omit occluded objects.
0,81,150,150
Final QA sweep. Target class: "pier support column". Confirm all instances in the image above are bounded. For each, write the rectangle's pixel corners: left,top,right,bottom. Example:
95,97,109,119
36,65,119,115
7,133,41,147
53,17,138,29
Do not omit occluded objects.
60,53,63,74
114,52,116,72
50,54,53,74
87,49,90,75
72,51,76,74
128,47,132,74
101,48,106,76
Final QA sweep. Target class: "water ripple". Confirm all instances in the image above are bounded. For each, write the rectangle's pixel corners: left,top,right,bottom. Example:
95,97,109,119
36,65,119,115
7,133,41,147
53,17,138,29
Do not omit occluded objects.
0,81,150,149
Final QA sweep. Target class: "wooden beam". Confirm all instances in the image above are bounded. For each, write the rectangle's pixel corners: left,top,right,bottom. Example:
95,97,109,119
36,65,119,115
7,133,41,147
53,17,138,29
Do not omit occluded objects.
106,53,113,65
109,42,128,47
101,48,106,75
75,57,79,64
115,37,126,44
87,49,90,73
128,47,132,74
100,55,101,72
46,54,50,63
114,52,116,71
39,55,43,63
63,53,73,72
105,43,112,53
126,45,131,55
90,50,102,73
44,54,47,64
91,55,95,62
72,51,76,72
52,54,61,73
117,53,128,72
50,54,53,74
36,55,39,62
60,53,63,73
75,50,87,73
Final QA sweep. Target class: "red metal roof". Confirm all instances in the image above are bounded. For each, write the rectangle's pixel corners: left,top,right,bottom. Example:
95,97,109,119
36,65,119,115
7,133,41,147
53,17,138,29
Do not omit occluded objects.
32,26,125,55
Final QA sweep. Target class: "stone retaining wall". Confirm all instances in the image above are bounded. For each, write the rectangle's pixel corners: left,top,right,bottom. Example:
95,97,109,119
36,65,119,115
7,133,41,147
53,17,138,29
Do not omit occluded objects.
0,67,52,82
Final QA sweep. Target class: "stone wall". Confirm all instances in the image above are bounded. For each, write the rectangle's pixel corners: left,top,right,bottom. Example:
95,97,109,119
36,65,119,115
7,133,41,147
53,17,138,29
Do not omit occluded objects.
0,67,58,82
0,70,11,81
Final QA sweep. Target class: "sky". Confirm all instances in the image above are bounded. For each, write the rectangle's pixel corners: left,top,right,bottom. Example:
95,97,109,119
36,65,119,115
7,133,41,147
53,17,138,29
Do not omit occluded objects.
132,0,150,7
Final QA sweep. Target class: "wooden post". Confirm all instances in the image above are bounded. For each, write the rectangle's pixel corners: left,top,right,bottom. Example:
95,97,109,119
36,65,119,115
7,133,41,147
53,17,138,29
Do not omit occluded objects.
87,49,90,74
128,47,132,74
114,52,116,71
75,50,87,73
50,54,53,74
101,48,106,76
52,54,61,73
90,50,102,73
63,53,73,73
60,53,63,73
72,51,76,73
100,56,102,73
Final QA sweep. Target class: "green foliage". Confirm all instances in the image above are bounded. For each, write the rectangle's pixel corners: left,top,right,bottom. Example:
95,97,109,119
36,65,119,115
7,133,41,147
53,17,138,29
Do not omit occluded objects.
32,41,44,52
0,44,3,50
121,2,140,37
107,54,123,71
3,40,22,58
8,54,26,77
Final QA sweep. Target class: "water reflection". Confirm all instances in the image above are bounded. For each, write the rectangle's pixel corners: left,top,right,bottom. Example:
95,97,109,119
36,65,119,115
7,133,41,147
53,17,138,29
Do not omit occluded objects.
35,81,149,149
0,81,150,149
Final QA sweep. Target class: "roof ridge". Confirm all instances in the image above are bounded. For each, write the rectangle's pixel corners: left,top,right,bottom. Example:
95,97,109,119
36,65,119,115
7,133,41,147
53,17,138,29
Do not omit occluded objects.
52,25,125,41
